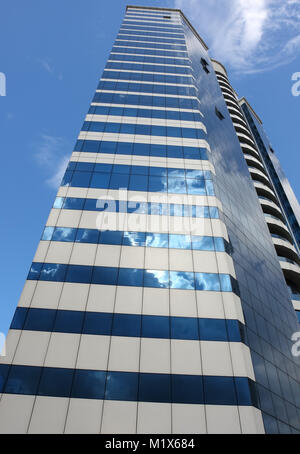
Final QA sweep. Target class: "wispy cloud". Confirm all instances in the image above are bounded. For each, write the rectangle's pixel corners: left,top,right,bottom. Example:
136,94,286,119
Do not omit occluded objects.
173,0,300,74
33,134,70,189
37,58,63,80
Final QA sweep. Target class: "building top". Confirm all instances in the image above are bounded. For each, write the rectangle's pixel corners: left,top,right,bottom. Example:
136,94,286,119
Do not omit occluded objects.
211,59,228,78
126,5,209,51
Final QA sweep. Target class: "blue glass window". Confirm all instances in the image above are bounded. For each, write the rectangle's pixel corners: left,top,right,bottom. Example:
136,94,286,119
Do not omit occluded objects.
169,271,195,290
199,318,227,342
146,233,168,248
172,375,204,404
63,197,85,210
84,312,113,336
52,227,76,243
171,316,199,340
169,234,191,250
144,270,169,288
65,265,93,284
5,365,41,395
72,370,106,400
235,377,255,406
204,376,237,406
92,267,118,285
112,314,141,337
27,262,43,280
41,226,54,241
142,315,170,339
10,307,28,330
24,308,56,332
195,273,220,291
139,373,171,403
0,364,10,393
90,172,110,189
105,371,138,401
71,171,92,188
76,228,100,244
53,310,84,334
123,231,146,247
38,367,73,398
118,268,144,287
100,230,123,245
192,236,214,251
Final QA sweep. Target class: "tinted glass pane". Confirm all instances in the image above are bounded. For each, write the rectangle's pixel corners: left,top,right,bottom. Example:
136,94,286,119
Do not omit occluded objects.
118,268,143,287
52,227,76,242
72,370,106,399
5,365,41,395
139,373,171,403
199,319,227,342
169,235,191,249
172,375,204,404
76,228,100,244
226,320,242,342
65,265,93,284
192,236,214,251
235,377,254,406
123,231,146,247
41,226,54,241
203,376,237,405
24,308,56,332
195,273,220,291
83,312,113,336
105,371,138,401
53,310,84,334
0,364,10,393
10,307,28,330
171,316,199,340
38,367,74,398
92,267,118,285
27,262,43,280
112,314,141,337
100,230,123,245
40,263,67,282
144,270,169,288
169,271,195,290
142,315,170,339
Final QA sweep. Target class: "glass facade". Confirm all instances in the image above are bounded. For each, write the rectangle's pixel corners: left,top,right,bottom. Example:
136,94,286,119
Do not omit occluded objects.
0,6,299,434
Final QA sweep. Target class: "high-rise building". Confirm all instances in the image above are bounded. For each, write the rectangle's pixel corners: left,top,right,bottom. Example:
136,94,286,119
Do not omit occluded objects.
0,5,300,434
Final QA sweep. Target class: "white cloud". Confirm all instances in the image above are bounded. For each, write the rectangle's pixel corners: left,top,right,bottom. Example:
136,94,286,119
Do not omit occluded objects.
173,0,300,73
33,134,70,189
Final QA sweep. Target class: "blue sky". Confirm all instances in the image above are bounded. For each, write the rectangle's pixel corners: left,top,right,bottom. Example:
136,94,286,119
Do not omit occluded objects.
0,0,299,335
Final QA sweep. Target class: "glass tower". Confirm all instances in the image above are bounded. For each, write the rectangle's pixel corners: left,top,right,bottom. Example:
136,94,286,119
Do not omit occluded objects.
0,5,300,434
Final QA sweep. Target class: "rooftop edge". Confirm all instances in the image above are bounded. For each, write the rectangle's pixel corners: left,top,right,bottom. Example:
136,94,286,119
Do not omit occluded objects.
126,5,209,51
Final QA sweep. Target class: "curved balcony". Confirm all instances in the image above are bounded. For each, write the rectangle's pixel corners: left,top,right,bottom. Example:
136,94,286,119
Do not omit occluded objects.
279,258,300,287
259,197,284,219
236,132,257,149
244,154,265,172
216,73,230,85
230,114,248,128
223,92,241,108
264,213,292,242
227,104,245,119
249,167,272,187
220,85,238,101
234,124,254,139
240,143,260,159
272,237,299,264
254,181,278,204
